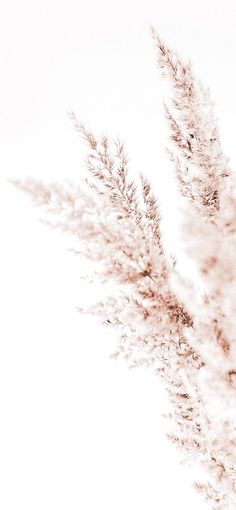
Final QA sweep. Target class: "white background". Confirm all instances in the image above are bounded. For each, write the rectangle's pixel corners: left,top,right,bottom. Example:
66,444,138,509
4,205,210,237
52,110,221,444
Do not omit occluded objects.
1,0,236,508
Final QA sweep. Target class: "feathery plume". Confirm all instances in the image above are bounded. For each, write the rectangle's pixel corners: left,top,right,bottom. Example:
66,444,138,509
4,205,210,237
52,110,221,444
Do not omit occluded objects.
12,30,236,509
150,26,231,220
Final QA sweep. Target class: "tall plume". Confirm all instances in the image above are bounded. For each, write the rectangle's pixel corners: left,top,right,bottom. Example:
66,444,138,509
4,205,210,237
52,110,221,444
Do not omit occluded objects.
11,29,236,509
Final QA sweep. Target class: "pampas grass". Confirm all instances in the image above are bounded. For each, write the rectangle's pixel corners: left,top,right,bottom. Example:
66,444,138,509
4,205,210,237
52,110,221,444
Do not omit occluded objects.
12,28,236,509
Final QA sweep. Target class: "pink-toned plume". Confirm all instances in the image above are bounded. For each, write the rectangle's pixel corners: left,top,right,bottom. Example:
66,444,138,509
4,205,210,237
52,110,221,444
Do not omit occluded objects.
12,29,236,509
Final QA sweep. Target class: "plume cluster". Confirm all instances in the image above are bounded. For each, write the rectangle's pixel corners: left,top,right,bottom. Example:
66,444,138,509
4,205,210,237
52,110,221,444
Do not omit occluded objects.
12,29,236,509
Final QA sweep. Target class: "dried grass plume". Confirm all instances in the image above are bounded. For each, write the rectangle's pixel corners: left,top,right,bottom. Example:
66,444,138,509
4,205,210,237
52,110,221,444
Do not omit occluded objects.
11,28,236,509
